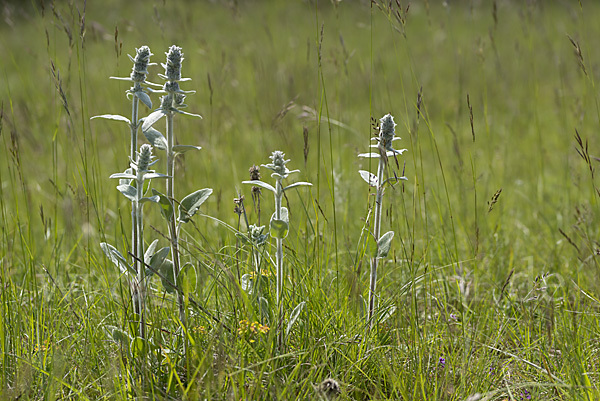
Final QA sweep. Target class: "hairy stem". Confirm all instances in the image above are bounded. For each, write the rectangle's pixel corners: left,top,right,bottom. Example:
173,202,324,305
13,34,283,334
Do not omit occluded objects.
166,111,186,327
135,170,146,339
275,178,284,348
367,154,386,328
130,91,139,162
130,92,144,338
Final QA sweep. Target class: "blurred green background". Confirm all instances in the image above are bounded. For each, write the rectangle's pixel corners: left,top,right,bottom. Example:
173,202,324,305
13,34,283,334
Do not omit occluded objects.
3,0,599,282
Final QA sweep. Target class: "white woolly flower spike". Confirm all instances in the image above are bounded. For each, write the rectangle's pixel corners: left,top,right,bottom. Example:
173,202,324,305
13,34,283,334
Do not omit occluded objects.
358,114,407,159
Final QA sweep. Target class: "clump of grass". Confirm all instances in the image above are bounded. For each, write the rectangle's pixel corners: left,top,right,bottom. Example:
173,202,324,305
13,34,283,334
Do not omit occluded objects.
358,114,407,328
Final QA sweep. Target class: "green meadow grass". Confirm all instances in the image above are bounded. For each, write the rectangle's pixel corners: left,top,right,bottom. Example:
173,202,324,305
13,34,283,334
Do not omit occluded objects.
2,0,600,399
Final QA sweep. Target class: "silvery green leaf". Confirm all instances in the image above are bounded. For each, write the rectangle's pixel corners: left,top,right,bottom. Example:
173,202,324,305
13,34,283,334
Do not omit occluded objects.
119,168,134,186
117,184,138,202
130,337,148,357
241,273,252,292
274,169,300,179
377,231,394,259
180,263,197,291
140,195,160,204
368,235,377,258
270,207,289,239
382,176,408,187
151,189,173,220
145,81,162,88
242,180,276,194
175,110,202,118
141,110,166,131
105,325,131,345
358,152,380,158
173,145,202,154
142,172,169,180
144,239,159,265
178,188,213,223
369,145,400,156
146,247,170,278
142,127,167,150
359,170,378,187
158,74,192,82
110,173,136,179
91,114,131,125
285,301,306,337
387,149,407,156
109,76,134,82
136,91,153,109
283,181,312,191
159,259,176,294
100,242,135,275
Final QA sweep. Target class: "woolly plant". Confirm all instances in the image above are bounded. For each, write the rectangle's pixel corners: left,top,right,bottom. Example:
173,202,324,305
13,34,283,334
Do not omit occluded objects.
358,113,407,328
243,150,312,348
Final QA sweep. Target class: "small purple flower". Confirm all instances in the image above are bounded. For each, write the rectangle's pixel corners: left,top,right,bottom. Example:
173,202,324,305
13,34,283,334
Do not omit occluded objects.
439,357,446,368
449,313,458,321
519,389,531,400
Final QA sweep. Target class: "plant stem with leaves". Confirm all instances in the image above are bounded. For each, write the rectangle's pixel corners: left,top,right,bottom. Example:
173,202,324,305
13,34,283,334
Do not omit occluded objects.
358,114,407,329
243,151,311,348
111,145,167,338
141,45,207,332
92,46,158,339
